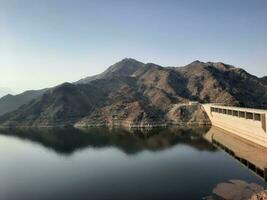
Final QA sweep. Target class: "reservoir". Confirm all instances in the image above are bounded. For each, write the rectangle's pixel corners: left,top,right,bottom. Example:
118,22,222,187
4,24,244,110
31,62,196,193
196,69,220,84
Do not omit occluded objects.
0,127,266,200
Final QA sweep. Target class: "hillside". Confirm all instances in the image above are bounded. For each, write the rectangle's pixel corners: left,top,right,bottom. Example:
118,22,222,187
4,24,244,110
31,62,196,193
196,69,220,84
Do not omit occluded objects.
177,61,267,108
0,89,47,116
0,58,266,128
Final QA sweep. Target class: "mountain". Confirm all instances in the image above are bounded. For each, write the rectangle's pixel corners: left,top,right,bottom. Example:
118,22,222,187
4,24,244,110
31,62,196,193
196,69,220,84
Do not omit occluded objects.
176,61,267,108
0,58,266,128
0,58,141,116
0,89,47,116
0,87,14,98
75,58,144,84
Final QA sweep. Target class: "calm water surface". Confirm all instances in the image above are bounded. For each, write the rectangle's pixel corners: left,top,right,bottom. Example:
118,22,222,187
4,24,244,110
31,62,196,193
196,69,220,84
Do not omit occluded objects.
0,127,266,200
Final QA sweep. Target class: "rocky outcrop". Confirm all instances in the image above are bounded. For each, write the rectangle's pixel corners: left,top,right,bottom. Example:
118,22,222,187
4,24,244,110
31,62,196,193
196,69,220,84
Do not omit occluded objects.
250,190,267,200
204,179,266,200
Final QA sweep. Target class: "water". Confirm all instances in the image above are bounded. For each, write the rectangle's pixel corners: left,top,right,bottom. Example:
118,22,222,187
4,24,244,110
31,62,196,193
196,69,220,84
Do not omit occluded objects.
0,127,266,200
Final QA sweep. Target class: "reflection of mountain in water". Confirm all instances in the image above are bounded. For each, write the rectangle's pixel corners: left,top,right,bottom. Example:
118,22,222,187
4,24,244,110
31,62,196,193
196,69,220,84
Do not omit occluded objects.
0,127,215,155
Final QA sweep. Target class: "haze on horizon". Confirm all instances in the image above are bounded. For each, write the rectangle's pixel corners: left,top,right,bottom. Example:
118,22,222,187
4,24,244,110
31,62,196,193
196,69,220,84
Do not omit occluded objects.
1,0,267,94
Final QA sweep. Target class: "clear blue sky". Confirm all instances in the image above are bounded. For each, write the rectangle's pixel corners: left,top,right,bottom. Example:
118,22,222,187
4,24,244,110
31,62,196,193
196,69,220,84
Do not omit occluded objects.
1,0,267,93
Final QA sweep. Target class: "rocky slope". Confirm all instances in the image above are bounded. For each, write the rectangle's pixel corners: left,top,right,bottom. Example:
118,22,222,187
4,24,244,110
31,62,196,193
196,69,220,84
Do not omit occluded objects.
0,58,266,128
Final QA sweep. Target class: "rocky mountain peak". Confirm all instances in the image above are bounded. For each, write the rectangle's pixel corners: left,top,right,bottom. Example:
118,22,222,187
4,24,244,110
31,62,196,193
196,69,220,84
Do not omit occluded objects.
104,58,144,75
190,60,205,65
75,58,145,84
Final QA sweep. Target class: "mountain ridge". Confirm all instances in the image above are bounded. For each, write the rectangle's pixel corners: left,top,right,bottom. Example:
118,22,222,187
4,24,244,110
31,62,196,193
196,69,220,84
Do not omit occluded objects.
0,58,266,128
0,87,15,98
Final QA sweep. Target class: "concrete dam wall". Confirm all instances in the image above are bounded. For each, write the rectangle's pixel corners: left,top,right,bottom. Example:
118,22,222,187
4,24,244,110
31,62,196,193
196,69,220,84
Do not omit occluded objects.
202,104,267,148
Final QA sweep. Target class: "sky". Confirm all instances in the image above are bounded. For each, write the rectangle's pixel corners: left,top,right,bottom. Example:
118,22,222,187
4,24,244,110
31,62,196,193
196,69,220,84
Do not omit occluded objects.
1,0,267,94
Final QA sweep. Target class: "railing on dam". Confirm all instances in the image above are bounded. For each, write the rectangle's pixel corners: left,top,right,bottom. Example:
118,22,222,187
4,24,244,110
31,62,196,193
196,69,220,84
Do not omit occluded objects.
209,105,267,133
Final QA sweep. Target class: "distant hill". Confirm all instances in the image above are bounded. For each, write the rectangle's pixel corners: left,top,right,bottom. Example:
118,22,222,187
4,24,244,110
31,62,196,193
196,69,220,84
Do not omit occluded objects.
0,89,47,116
0,58,266,128
0,87,14,98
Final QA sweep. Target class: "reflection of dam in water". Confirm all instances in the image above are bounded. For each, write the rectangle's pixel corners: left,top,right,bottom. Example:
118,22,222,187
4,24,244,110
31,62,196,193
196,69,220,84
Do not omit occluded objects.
205,126,267,182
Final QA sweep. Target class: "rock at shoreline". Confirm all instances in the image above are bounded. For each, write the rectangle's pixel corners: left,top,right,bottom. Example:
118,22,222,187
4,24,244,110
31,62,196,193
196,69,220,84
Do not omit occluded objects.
204,179,266,200
250,190,267,200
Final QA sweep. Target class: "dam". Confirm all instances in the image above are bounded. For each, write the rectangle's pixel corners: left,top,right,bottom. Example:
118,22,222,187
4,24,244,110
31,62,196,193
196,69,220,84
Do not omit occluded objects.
202,104,267,148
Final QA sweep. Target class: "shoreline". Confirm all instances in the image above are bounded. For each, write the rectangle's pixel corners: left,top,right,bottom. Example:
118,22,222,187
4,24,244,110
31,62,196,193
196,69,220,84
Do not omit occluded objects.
0,121,212,129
